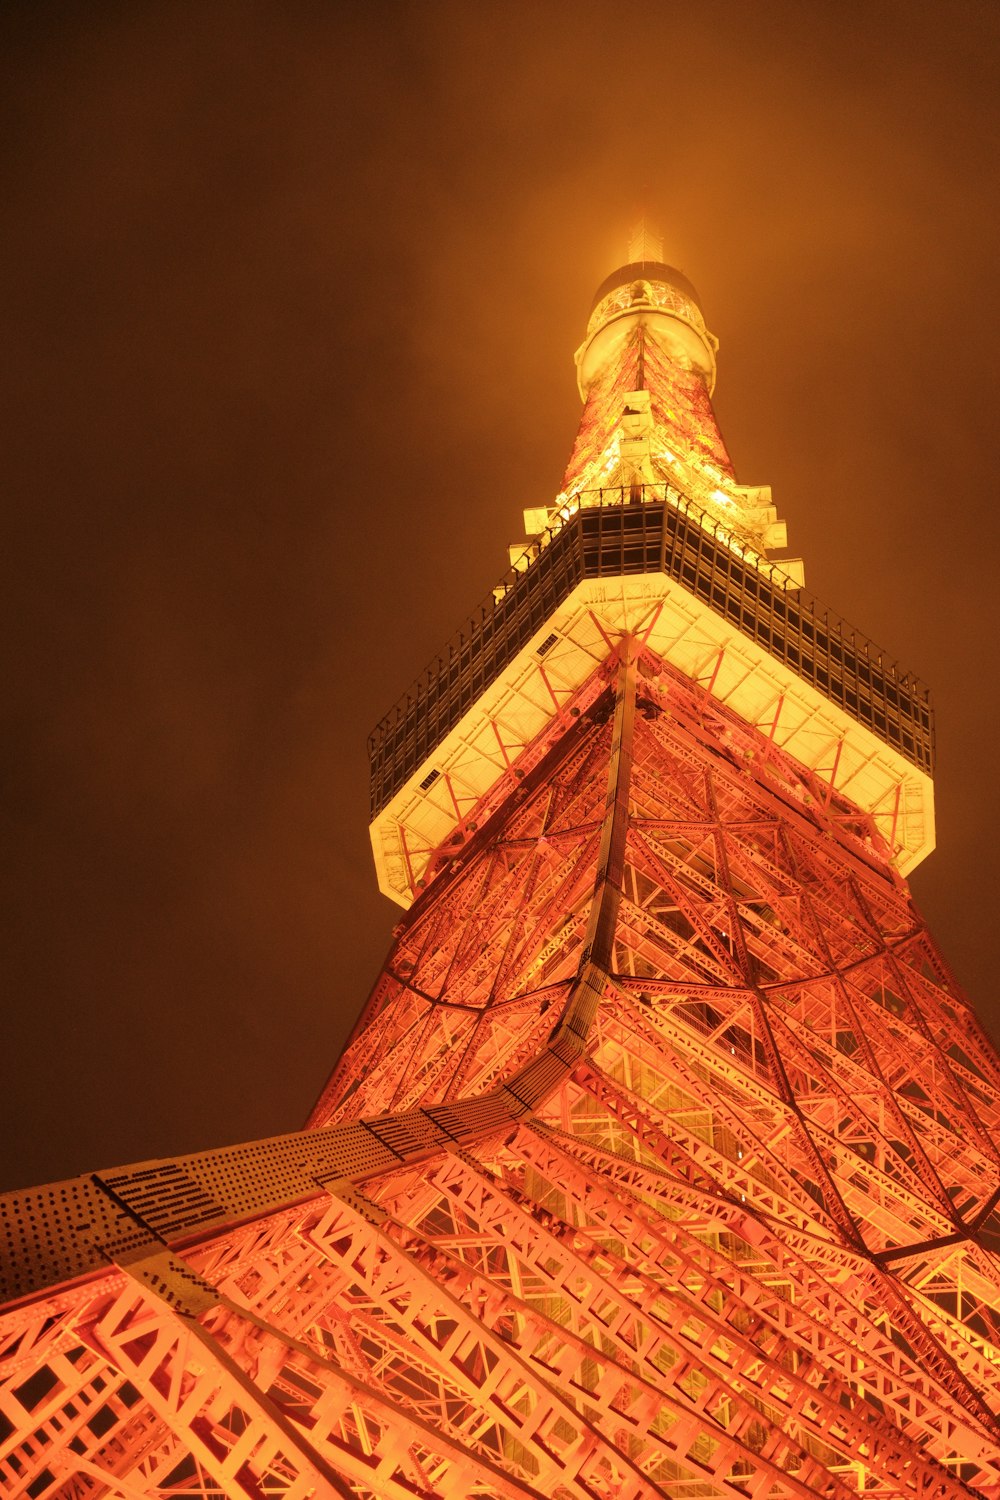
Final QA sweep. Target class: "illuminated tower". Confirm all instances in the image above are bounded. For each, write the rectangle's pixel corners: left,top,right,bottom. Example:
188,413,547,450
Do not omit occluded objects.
4,227,1000,1500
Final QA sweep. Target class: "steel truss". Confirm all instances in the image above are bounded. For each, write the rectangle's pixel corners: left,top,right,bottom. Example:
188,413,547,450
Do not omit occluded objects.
3,640,1000,1499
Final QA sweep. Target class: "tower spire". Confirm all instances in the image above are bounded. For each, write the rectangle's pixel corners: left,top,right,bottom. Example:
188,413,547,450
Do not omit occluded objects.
627,212,664,265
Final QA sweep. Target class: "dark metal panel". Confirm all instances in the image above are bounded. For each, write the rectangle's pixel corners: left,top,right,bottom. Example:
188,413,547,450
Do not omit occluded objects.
369,490,934,815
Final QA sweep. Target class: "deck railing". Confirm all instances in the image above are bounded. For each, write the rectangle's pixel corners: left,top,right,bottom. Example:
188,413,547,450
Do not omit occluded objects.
369,487,933,815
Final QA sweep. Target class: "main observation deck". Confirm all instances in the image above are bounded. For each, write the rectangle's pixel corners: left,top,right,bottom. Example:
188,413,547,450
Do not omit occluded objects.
368,485,934,904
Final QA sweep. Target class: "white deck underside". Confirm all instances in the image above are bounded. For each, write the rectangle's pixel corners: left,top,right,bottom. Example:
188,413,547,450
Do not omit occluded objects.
371,573,934,907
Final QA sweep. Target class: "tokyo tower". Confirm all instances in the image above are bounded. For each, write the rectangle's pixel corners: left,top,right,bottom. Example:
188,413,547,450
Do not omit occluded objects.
4,225,1000,1500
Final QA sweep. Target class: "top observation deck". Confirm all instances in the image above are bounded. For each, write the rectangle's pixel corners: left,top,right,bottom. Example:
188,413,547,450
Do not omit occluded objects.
370,485,932,817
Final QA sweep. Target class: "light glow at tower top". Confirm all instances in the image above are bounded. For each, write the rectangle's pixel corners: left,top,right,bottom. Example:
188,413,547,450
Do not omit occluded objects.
515,224,796,570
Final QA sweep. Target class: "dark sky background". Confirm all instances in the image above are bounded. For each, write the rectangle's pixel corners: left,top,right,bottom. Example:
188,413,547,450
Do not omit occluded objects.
2,1,999,1193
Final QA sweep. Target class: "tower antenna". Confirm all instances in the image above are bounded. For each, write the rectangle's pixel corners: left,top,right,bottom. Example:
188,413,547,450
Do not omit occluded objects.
627,205,664,266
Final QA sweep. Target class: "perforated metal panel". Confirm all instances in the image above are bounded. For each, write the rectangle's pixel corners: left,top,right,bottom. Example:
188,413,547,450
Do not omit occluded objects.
100,1162,226,1236
427,1093,524,1143
103,1123,405,1239
0,1176,153,1304
503,1051,571,1111
0,1121,402,1303
364,1111,452,1160
548,1031,586,1067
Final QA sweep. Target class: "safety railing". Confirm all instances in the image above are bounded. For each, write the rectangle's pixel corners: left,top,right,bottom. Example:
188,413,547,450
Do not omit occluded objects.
369,487,933,815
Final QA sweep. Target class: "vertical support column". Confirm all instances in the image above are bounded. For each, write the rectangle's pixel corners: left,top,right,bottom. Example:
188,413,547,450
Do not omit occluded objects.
582,638,637,975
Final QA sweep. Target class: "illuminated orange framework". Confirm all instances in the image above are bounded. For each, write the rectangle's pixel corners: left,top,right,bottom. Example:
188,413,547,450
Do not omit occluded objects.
4,231,1000,1500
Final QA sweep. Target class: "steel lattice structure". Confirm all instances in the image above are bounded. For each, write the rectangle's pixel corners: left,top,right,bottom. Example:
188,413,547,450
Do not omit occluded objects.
3,230,998,1500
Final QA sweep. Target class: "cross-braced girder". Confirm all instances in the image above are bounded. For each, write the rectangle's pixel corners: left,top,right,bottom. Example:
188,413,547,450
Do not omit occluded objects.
2,640,997,1499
